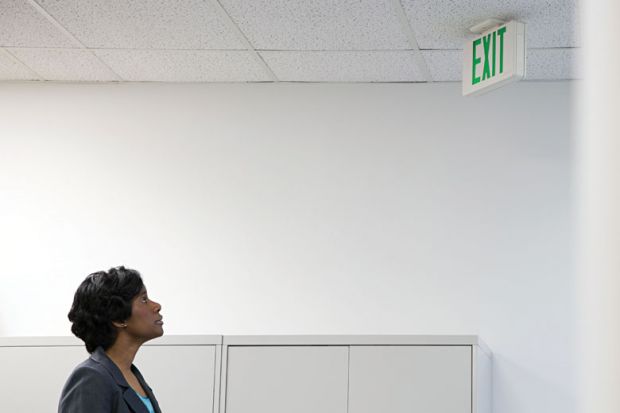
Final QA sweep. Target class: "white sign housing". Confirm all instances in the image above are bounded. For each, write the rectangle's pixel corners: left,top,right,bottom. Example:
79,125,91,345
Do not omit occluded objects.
462,21,526,96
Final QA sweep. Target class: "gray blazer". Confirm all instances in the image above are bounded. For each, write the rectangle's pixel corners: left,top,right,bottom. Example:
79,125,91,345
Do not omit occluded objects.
58,347,162,413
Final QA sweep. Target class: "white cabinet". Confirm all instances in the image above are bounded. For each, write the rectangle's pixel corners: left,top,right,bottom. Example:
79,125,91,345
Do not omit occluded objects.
0,335,491,413
223,346,349,413
221,336,491,413
348,346,471,413
135,343,219,412
0,344,88,413
0,335,221,413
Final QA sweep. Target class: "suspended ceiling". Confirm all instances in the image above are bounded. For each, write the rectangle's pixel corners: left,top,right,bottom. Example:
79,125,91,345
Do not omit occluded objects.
0,0,580,83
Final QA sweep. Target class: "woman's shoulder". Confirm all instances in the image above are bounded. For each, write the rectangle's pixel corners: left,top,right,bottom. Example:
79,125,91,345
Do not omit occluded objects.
72,357,108,374
59,358,120,412
64,357,117,391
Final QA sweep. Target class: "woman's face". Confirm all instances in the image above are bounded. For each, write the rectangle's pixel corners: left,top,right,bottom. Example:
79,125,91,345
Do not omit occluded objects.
124,286,164,341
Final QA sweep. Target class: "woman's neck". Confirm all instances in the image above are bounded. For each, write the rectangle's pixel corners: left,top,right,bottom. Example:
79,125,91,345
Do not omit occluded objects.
105,336,142,373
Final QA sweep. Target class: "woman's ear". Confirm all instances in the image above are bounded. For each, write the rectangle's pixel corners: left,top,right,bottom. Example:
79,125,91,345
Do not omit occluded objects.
112,321,128,328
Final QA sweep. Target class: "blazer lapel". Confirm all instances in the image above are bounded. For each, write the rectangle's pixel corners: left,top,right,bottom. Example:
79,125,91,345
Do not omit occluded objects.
91,347,149,413
91,347,128,387
133,365,162,413
123,387,150,413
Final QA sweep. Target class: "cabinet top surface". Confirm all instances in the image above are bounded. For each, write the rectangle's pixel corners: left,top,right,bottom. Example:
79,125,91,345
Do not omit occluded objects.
0,335,491,355
223,335,489,351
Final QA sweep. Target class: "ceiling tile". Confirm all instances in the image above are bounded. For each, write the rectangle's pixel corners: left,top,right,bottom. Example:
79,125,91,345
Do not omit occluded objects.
219,0,410,50
526,48,581,80
94,50,271,82
260,51,426,82
8,48,119,81
0,49,38,80
422,50,461,81
423,48,581,82
402,0,580,49
0,0,76,48
34,0,245,49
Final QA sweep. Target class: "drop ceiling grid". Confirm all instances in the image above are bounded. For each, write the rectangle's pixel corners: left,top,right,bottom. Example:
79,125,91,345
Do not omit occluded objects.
92,49,274,82
217,0,412,51
217,0,433,82
9,48,121,82
0,0,580,82
31,0,246,50
0,0,75,48
0,47,40,80
0,0,122,81
210,0,279,82
260,51,428,82
19,0,279,82
23,0,124,81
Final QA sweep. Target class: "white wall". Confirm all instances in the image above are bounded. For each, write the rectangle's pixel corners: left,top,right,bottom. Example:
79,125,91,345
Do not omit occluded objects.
0,81,575,412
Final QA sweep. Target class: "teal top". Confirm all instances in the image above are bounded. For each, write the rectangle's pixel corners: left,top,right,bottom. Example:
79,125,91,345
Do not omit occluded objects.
134,390,155,413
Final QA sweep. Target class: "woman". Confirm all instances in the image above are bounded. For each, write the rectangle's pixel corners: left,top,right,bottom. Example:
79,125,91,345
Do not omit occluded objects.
59,266,164,413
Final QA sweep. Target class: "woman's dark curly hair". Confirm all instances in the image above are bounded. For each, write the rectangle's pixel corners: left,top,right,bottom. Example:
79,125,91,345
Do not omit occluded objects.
68,266,144,353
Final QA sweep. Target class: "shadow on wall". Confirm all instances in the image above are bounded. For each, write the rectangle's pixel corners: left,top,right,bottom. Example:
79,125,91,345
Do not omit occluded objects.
492,353,577,413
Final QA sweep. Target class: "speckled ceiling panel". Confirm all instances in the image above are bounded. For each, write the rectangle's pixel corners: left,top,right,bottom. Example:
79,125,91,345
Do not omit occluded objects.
260,51,426,82
422,50,462,81
0,49,38,80
423,48,581,81
34,0,245,49
219,0,410,50
402,0,580,49
0,0,76,48
94,50,271,82
526,48,581,80
8,48,119,81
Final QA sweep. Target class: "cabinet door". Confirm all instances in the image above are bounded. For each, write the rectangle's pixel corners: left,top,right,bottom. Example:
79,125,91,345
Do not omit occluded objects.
135,345,217,412
224,346,349,413
0,346,89,413
348,346,471,413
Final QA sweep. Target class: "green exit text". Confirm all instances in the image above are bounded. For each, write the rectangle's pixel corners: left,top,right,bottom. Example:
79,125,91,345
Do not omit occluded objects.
472,26,507,85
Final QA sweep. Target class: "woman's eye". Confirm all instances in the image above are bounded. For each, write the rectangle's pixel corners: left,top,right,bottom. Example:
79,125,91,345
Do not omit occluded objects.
142,297,148,303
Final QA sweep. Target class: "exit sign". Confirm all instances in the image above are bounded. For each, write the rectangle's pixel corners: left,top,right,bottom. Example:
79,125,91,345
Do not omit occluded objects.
463,21,526,96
